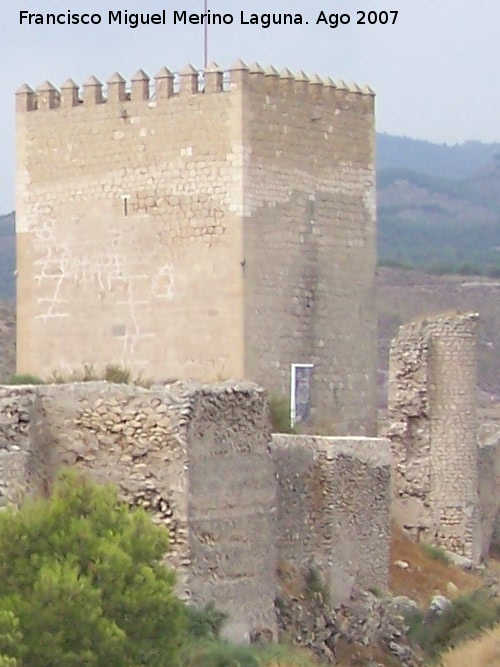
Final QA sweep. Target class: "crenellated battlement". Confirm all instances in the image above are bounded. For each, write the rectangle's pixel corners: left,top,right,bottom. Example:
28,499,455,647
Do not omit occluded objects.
16,57,377,437
15,60,375,112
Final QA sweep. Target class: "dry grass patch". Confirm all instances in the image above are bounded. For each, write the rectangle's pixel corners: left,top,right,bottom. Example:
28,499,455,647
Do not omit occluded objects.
438,622,500,667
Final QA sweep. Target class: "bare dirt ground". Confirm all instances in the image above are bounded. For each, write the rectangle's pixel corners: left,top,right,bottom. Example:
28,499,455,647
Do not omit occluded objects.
389,525,484,607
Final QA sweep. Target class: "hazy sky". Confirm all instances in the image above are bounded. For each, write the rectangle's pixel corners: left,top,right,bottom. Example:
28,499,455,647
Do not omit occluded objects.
1,0,498,210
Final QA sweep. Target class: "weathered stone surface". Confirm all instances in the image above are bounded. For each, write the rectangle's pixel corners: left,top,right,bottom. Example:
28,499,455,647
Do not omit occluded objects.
478,432,500,558
424,595,452,624
1,381,398,642
276,585,421,666
0,380,277,643
271,435,391,602
16,64,376,434
385,313,482,562
0,385,42,505
389,595,419,617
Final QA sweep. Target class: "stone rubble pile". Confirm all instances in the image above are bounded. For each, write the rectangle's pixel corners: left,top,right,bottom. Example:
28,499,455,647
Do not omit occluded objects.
276,587,421,667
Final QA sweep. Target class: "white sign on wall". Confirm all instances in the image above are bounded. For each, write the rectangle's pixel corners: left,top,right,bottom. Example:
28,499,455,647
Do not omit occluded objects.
290,363,313,428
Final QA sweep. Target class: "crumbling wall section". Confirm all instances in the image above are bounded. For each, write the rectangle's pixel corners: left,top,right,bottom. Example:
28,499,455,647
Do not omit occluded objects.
0,385,42,506
386,314,481,561
186,385,277,641
477,417,500,558
478,434,500,558
0,381,277,642
271,435,391,603
385,321,432,538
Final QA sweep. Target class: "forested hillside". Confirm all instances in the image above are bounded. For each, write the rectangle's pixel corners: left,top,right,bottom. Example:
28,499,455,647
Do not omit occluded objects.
376,134,500,277
377,133,500,179
377,159,500,276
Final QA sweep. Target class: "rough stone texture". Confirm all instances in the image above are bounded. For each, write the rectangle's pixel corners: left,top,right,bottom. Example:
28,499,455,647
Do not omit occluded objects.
271,435,391,603
16,64,376,434
241,69,377,435
182,385,277,641
0,385,43,506
385,313,481,562
276,585,421,666
0,381,277,643
479,432,500,557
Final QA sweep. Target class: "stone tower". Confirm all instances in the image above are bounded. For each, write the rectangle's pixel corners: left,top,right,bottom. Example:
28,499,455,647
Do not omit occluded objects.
16,61,377,434
387,313,481,561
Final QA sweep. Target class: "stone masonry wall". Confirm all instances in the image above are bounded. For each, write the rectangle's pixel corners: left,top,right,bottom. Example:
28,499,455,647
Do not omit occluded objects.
16,66,246,382
0,381,277,643
385,321,432,540
185,386,277,640
271,435,391,603
478,433,500,558
0,386,43,506
16,62,377,435
477,415,500,557
386,313,481,561
243,67,377,435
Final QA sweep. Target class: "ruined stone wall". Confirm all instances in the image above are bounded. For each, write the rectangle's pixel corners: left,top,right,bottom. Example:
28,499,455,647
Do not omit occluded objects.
0,381,277,642
242,68,377,435
478,434,500,558
271,435,391,602
386,313,481,561
0,386,43,506
477,411,500,556
428,320,479,558
385,321,432,539
185,386,277,640
16,62,377,434
1,380,396,637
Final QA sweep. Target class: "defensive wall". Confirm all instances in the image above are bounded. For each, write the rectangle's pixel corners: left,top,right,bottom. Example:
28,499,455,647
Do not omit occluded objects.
384,313,494,562
15,61,377,434
272,435,391,600
0,380,391,641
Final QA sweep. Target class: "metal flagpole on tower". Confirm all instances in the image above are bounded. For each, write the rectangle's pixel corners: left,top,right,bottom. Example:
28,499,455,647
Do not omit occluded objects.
203,0,208,68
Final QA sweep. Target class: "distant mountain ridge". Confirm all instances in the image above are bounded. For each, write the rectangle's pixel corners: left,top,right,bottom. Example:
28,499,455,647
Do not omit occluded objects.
377,133,500,180
377,158,500,276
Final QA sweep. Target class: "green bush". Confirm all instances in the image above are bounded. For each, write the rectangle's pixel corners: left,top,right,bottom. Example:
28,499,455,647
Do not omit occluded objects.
104,364,131,384
0,610,22,667
304,566,329,602
407,591,500,660
421,542,451,564
48,364,153,387
179,640,318,667
185,602,227,640
268,393,295,433
179,640,261,667
5,373,45,385
0,471,186,667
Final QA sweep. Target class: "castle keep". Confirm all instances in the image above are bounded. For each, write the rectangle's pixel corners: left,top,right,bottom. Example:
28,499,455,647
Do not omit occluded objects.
15,62,377,433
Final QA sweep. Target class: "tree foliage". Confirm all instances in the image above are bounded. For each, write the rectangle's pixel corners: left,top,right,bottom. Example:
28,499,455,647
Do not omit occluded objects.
0,471,186,667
